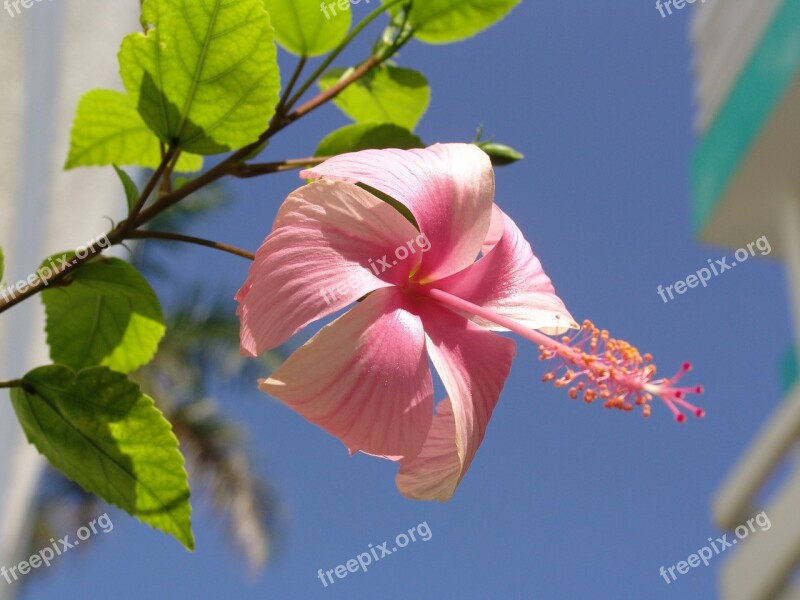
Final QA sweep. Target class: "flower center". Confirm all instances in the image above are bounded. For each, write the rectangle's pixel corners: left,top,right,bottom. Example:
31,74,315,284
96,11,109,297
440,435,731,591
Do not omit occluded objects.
399,278,429,299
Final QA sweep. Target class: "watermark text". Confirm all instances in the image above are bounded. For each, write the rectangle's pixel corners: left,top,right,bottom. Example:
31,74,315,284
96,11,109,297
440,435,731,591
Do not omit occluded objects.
320,0,367,21
317,521,432,587
655,0,707,19
2,513,114,585
319,233,431,306
4,0,54,19
657,235,771,303
0,232,110,304
659,510,771,584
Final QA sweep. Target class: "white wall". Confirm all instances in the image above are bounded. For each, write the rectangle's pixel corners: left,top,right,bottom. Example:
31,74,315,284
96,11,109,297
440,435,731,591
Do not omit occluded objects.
0,2,139,597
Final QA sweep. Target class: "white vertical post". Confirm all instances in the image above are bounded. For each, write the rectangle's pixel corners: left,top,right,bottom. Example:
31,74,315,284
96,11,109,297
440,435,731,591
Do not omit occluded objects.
0,4,138,598
781,196,800,371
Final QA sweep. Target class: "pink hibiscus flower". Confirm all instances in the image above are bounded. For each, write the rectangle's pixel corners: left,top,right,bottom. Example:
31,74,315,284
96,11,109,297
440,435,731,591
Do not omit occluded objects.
236,143,703,501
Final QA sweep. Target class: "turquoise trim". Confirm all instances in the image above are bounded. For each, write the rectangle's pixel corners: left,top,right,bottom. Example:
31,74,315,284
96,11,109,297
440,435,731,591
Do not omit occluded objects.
782,346,798,395
692,0,800,233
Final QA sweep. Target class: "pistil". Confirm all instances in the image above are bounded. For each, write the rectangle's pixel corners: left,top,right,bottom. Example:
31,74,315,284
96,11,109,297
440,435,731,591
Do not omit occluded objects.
426,287,704,422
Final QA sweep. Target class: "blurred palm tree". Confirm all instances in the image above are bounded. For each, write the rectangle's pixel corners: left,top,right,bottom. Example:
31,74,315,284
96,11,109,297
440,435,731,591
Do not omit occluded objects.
19,181,284,590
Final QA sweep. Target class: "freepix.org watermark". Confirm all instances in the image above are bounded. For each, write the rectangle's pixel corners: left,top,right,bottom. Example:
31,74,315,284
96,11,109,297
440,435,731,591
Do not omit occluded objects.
319,233,431,306
656,235,771,303
316,521,432,588
3,0,53,19
655,0,707,19
658,510,771,584
2,513,114,585
0,232,110,305
319,0,368,20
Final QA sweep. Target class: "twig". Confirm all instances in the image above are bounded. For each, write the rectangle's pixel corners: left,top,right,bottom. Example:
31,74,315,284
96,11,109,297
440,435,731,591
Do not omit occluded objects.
126,231,255,261
275,56,307,119
231,156,331,178
126,146,178,228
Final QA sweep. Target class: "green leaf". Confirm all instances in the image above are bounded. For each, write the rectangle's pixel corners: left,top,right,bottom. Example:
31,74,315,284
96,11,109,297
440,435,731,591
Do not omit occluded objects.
65,90,202,172
119,0,281,155
11,366,194,550
475,141,523,166
389,0,520,44
263,0,351,57
318,65,429,130
113,166,140,213
42,258,165,374
316,122,423,156
0,246,4,284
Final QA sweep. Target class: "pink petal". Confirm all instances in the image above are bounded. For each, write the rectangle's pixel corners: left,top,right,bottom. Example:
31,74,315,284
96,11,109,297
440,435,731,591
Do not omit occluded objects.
236,179,423,356
395,399,462,501
480,203,506,256
396,301,515,501
259,288,434,459
433,205,574,335
302,144,494,282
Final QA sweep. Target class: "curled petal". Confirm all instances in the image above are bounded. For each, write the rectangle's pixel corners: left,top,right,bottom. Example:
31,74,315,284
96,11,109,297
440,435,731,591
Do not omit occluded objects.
397,301,515,501
236,179,423,355
434,205,574,335
302,143,495,282
480,203,506,256
260,288,434,459
395,399,462,501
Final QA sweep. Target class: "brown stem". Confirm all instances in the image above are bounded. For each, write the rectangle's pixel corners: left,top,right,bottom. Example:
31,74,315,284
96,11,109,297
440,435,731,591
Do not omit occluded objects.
0,235,116,315
126,146,177,228
285,55,382,126
126,231,255,260
231,156,332,178
275,56,307,119
160,149,181,196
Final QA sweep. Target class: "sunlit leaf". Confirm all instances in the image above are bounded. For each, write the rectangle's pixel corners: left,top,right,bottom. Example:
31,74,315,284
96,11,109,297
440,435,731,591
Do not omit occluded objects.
119,0,281,154
475,141,524,166
318,65,429,130
387,0,520,44
65,90,202,172
42,258,165,374
263,0,350,56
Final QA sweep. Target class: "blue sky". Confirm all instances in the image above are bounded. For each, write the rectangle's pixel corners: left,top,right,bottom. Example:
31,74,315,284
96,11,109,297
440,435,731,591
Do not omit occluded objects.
20,1,791,599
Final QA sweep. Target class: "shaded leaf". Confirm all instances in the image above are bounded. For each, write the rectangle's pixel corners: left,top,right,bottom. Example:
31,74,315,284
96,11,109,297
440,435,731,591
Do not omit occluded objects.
11,366,194,550
316,122,423,156
113,165,141,213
